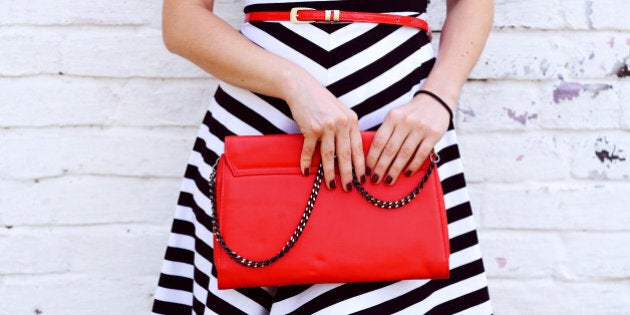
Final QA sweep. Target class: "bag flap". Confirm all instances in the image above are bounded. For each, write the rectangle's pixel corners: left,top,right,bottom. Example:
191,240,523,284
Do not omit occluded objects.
223,132,377,177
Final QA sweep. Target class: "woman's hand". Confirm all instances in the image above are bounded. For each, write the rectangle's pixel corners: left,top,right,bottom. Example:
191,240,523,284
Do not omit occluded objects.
365,0,493,185
162,0,367,191
365,94,451,185
283,73,366,192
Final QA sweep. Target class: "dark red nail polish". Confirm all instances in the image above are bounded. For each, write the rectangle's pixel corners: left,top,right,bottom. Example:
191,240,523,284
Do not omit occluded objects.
384,175,393,184
405,170,412,177
371,174,379,183
303,167,310,176
366,167,372,176
360,175,366,184
346,183,352,191
329,180,336,189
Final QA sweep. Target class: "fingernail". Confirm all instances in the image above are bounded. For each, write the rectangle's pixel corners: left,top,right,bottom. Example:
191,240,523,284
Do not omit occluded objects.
303,167,310,176
371,174,379,183
405,170,412,177
366,167,372,176
360,175,366,184
346,183,352,191
329,180,336,190
384,175,393,184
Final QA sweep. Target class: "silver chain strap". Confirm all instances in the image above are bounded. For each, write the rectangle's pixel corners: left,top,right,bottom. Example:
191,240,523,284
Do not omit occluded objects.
353,152,439,209
209,152,439,268
209,158,324,268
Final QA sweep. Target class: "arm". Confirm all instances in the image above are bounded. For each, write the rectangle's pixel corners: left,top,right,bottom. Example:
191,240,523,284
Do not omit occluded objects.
366,0,493,184
163,0,366,191
422,0,494,105
163,0,301,100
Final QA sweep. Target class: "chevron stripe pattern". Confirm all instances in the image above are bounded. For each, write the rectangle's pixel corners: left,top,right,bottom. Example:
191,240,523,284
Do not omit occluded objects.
152,0,492,314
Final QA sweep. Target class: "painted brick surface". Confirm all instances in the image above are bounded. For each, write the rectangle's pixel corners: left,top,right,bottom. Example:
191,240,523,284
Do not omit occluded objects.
621,81,630,129
0,176,180,226
480,230,562,279
471,31,630,80
0,0,160,26
0,76,215,126
458,132,572,182
1,0,629,314
0,128,196,179
489,279,630,315
471,182,630,230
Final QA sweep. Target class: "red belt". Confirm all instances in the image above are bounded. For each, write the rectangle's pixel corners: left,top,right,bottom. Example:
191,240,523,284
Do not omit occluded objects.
245,7,431,33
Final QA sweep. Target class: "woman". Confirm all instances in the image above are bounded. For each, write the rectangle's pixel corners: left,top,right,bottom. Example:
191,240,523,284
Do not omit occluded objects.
153,0,493,314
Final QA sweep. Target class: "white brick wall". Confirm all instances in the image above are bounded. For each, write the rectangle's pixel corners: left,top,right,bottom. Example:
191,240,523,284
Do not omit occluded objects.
0,0,628,314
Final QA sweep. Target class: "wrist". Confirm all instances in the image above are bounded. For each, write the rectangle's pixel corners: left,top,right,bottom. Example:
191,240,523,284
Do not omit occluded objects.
418,84,459,110
414,89,454,122
275,65,313,107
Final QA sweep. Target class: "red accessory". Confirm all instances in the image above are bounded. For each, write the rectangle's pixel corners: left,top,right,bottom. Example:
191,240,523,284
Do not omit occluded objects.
245,7,431,33
210,132,449,289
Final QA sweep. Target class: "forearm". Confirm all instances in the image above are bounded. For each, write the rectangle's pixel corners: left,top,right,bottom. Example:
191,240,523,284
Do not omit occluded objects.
162,0,312,102
420,0,493,108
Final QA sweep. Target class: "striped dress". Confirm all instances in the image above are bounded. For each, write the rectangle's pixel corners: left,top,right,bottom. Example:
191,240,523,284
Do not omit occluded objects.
152,0,493,314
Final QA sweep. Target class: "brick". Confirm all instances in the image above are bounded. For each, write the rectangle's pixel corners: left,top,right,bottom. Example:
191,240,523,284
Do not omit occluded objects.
590,0,630,30
0,176,180,226
60,28,208,78
473,182,630,230
490,0,588,31
489,279,630,314
567,132,630,180
456,81,543,132
0,76,214,127
0,27,207,77
471,32,630,80
557,232,630,280
0,76,117,126
457,132,572,183
0,225,168,276
0,274,157,315
479,230,561,279
621,81,630,130
428,0,589,31
539,80,621,129
0,127,197,179
113,78,215,126
0,30,62,76
0,0,160,26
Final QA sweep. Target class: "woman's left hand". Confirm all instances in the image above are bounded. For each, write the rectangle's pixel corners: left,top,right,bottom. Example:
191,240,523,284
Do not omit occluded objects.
365,93,452,185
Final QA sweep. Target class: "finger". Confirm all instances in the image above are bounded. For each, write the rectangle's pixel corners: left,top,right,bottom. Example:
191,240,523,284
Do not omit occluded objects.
349,124,366,185
365,123,393,179
384,131,423,185
300,135,318,176
405,137,436,176
335,129,353,192
372,126,409,184
320,131,337,190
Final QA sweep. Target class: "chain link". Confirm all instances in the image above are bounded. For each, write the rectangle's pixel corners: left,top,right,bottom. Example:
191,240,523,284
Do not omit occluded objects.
210,158,325,268
209,152,439,268
353,154,437,209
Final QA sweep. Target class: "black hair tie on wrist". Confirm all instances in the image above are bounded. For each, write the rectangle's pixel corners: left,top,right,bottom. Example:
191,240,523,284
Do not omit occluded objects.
414,89,454,122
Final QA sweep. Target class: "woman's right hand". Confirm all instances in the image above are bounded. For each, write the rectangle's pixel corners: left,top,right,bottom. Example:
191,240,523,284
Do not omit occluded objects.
161,1,365,189
282,73,366,192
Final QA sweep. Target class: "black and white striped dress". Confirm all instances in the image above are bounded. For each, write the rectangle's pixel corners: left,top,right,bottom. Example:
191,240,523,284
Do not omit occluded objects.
152,0,492,314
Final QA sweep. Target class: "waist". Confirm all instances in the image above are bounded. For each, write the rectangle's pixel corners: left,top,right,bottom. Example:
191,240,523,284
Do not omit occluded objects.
243,0,428,14
245,9,430,35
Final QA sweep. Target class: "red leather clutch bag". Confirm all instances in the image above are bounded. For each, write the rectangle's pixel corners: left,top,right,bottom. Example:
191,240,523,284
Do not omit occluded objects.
210,132,450,289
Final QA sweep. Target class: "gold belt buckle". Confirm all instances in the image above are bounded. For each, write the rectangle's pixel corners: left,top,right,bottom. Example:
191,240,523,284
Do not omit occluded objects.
290,7,316,24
